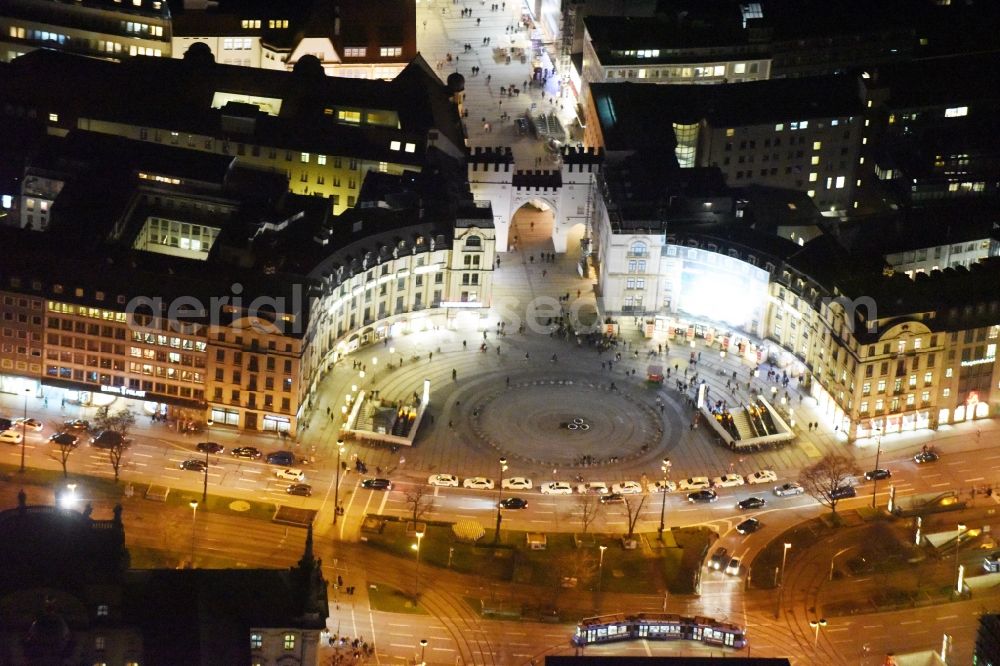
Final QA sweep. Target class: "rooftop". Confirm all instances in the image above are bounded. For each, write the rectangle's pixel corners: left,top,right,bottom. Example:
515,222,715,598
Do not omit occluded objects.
865,52,1000,110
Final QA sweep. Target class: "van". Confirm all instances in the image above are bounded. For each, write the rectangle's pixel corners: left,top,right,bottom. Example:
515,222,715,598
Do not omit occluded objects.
830,485,856,500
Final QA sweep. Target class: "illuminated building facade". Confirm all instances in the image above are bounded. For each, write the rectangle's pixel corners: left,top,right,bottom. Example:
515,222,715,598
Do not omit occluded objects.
0,0,172,62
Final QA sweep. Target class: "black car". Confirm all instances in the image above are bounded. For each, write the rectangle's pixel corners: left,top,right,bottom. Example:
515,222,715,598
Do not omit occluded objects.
914,450,940,464
179,459,207,472
687,489,718,503
266,450,295,465
500,497,528,510
737,496,767,511
864,469,891,481
286,483,313,497
49,432,79,448
708,546,729,570
736,517,761,534
361,478,393,491
231,446,262,459
90,430,126,448
830,485,857,500
64,419,90,431
196,441,225,454
600,492,625,504
0,418,12,431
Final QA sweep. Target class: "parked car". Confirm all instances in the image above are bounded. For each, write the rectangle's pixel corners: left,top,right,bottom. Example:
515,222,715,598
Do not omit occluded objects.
708,547,729,570
774,482,805,497
428,474,459,487
736,517,761,534
830,485,857,500
612,481,643,495
737,497,767,511
0,418,11,431
678,477,711,491
231,446,262,459
49,432,79,448
266,450,295,466
361,478,393,491
725,556,742,576
687,489,718,503
576,482,610,495
864,469,892,481
0,429,24,444
275,468,305,482
499,497,528,510
463,477,495,490
600,493,625,504
540,481,573,495
712,473,745,488
654,480,677,493
502,476,532,490
914,450,940,464
983,551,1000,573
196,441,224,455
14,418,44,432
179,459,207,472
746,470,777,485
286,483,312,497
63,419,90,431
90,430,125,449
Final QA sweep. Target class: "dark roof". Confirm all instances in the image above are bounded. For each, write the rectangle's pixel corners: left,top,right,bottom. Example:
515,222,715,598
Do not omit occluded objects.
841,202,1000,257
584,11,755,63
592,75,863,151
866,52,1000,110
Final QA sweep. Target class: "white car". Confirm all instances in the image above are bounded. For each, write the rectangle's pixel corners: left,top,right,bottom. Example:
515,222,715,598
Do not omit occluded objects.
540,481,574,495
612,481,643,495
576,482,610,495
463,476,495,490
275,468,305,482
725,556,742,576
502,476,533,490
428,474,459,487
654,480,678,493
0,429,24,444
747,470,778,484
773,482,805,497
677,476,711,491
712,473,746,488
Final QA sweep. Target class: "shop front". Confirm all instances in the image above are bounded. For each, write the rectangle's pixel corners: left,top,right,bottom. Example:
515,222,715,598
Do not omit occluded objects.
39,377,205,423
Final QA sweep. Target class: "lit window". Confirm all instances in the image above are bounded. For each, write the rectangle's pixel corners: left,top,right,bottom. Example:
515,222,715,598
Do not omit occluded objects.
944,106,968,118
812,141,821,150
251,633,263,649
943,388,951,398
97,604,109,617
390,140,401,151
283,633,296,650
300,153,309,163
807,190,815,198
774,123,784,131
338,110,361,123
808,172,818,182
726,128,735,137
318,155,327,165
95,636,106,650
811,156,819,165
835,176,846,189
945,368,953,378
733,63,746,74
404,143,416,153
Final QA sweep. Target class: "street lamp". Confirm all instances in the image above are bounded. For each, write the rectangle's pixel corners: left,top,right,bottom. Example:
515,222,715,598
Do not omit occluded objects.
493,457,508,544
870,426,883,509
189,500,198,564
780,542,791,586
419,638,428,665
598,545,607,593
202,420,212,504
956,523,966,581
19,387,30,473
412,529,425,600
658,457,672,540
809,618,827,648
333,439,346,524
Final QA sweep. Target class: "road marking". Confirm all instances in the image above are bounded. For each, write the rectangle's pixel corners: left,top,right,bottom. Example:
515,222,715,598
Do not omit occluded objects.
900,620,920,625
966,477,986,482
432,647,457,652
389,643,412,649
133,452,153,458
937,615,958,620
931,482,951,487
534,510,554,514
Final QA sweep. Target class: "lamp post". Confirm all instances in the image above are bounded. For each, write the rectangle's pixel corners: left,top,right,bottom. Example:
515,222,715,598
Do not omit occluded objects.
956,523,966,573
493,457,508,544
412,529,425,600
809,618,827,648
870,426,883,509
202,420,212,504
333,439,345,524
658,457,672,540
189,500,198,564
19,387,30,473
419,638,428,665
775,542,791,618
598,545,607,593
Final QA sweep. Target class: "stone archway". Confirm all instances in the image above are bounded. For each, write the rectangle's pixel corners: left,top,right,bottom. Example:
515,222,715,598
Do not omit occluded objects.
509,199,556,252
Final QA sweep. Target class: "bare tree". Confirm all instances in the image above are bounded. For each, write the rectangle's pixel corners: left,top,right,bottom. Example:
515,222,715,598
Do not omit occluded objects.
552,549,599,591
622,494,649,541
573,494,602,536
800,452,861,515
404,485,436,524
94,407,136,483
53,436,76,479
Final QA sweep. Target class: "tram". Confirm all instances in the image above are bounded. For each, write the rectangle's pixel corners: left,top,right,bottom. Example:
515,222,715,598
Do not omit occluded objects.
571,612,748,649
